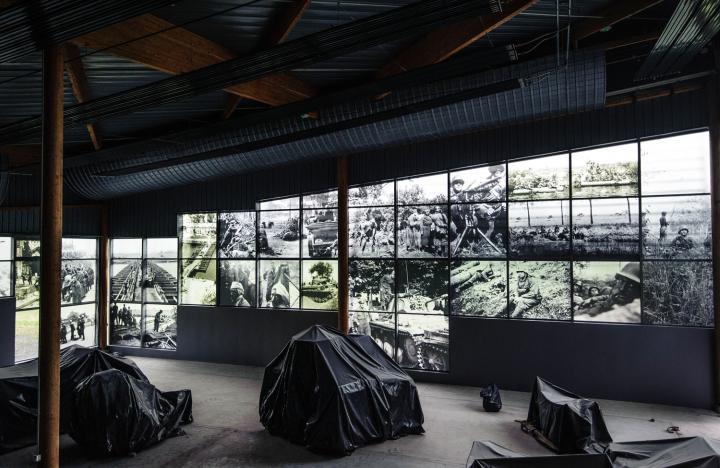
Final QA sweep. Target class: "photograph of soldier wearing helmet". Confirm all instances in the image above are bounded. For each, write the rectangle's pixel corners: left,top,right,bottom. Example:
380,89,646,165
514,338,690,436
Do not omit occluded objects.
571,143,639,198
218,212,256,258
642,261,713,327
573,261,641,323
642,195,711,259
509,200,570,257
301,260,338,310
508,261,570,320
349,182,395,207
219,260,256,307
450,202,507,257
450,260,506,317
142,305,178,349
572,197,640,256
396,314,449,372
258,260,300,308
397,205,448,258
396,260,449,314
508,154,570,201
60,304,95,348
257,210,300,257
60,260,96,305
450,165,506,203
349,259,394,312
109,303,142,347
349,207,394,258
302,207,338,259
397,173,448,205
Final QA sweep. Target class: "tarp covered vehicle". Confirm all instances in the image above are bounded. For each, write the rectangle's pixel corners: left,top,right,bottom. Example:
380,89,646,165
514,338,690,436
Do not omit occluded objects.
259,325,424,455
465,440,613,468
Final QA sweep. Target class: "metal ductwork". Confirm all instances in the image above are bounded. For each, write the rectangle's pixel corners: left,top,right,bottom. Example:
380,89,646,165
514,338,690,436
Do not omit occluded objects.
66,50,606,200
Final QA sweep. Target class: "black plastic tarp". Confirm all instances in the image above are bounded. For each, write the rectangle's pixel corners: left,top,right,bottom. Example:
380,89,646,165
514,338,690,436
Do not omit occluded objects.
607,437,720,467
0,345,148,454
259,325,424,455
69,369,193,456
466,440,612,468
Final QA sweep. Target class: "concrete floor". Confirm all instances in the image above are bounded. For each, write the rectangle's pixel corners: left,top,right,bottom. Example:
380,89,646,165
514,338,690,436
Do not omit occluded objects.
2,357,720,467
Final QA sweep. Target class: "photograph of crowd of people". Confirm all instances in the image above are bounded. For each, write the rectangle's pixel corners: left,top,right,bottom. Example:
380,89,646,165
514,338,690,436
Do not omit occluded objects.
642,196,711,259
143,260,178,304
180,213,217,305
508,261,571,320
349,259,394,312
301,260,338,310
509,200,569,257
572,197,640,256
111,238,142,258
349,207,394,258
258,260,300,308
257,210,300,257
109,302,143,347
15,259,39,309
571,143,638,198
642,261,713,327
61,238,97,260
111,259,142,302
397,205,448,258
396,260,448,314
302,208,338,259
60,304,95,348
450,164,506,203
219,212,256,259
641,132,711,196
143,305,178,350
573,261,641,323
450,260,506,317
146,238,177,258
61,260,96,305
508,154,569,200
16,239,40,258
450,203,507,257
397,173,447,205
396,314,449,372
219,260,256,307
349,182,394,207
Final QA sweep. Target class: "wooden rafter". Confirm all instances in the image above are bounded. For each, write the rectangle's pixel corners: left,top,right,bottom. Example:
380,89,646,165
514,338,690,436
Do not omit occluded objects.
63,43,103,150
571,0,663,43
0,144,40,169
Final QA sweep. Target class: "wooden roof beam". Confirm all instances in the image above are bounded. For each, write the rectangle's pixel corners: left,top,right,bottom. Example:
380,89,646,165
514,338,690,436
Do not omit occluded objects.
571,0,663,44
63,43,103,150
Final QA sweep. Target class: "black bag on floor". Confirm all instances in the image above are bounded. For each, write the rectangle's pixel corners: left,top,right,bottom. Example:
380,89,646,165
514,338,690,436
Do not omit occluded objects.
480,384,502,412
466,440,613,468
69,369,193,456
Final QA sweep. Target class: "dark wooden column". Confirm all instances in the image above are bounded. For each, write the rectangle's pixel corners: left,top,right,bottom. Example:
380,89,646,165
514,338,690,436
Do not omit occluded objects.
337,156,349,333
38,44,64,468
98,205,109,349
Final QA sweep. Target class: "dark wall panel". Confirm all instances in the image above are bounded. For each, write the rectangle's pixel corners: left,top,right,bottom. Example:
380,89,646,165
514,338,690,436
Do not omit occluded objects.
0,298,16,367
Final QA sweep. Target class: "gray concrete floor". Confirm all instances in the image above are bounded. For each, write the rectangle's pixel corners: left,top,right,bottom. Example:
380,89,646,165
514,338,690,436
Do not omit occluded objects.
2,357,720,467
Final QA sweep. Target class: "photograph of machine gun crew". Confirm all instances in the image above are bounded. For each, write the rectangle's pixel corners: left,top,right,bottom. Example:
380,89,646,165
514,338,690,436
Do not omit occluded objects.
61,260,96,305
641,195,711,259
573,261,641,323
450,165,506,203
509,201,570,257
641,132,711,196
450,260,507,317
111,259,142,302
301,260,338,310
349,182,395,207
571,143,639,198
396,314,449,372
219,212,256,258
180,213,217,305
146,238,177,259
349,259,394,311
257,210,300,258
15,260,40,309
60,304,95,348
508,261,571,320
397,205,448,258
642,261,713,327
572,197,640,256
349,207,394,258
219,260,256,307
142,305,178,349
508,154,569,201
450,202,507,257
397,173,448,205
259,260,300,308
109,302,143,347
16,239,40,258
142,260,178,304
396,260,448,314
302,207,338,259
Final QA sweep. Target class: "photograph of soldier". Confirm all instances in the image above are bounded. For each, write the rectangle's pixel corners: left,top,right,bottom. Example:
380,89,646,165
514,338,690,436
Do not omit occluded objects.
349,182,395,207
396,260,449,314
257,210,300,258
15,259,40,309
111,259,142,302
109,303,143,347
219,212,256,258
111,238,142,258
450,164,506,203
349,260,394,312
180,258,216,306
642,261,713,327
572,197,640,256
508,154,569,201
642,195,711,259
142,260,178,304
60,304,95,349
258,196,300,210
302,207,338,259
179,213,217,259
349,207,394,258
145,237,178,259
259,260,300,308
573,261,641,323
641,132,711,196
349,311,396,359
219,260,256,307
0,262,11,297
61,238,97,259
509,200,570,257
303,190,338,209
450,260,507,317
508,261,570,320
396,314,449,372
60,260,96,305
301,260,338,310
450,203,507,257
397,205,448,258
15,239,41,258
571,143,638,198
397,173,448,205
142,305,178,350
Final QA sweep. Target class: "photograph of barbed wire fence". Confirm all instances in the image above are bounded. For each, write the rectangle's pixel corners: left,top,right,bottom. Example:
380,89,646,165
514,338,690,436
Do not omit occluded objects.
509,200,570,257
508,154,569,201
450,260,506,317
572,197,639,256
642,195,711,260
642,261,713,327
508,261,570,320
572,143,638,198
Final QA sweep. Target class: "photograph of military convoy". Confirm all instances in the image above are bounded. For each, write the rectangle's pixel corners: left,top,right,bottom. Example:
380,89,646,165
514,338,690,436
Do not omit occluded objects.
642,195,711,259
571,143,639,198
301,260,338,310
219,212,256,259
349,207,394,258
572,197,640,256
257,210,300,258
508,154,569,201
573,261,641,323
509,200,570,257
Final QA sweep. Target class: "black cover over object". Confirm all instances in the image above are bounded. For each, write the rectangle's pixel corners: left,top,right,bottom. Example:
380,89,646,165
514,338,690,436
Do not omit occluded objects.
259,325,424,455
525,377,612,454
69,369,193,456
0,345,148,454
465,441,613,468
480,384,502,412
607,437,720,467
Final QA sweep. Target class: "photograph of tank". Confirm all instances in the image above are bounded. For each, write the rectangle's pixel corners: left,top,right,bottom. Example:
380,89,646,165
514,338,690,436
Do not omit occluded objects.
15,239,40,258
145,238,177,258
397,173,448,205
111,238,142,258
641,132,711,196
15,259,40,310
450,203,507,257
61,238,97,259
302,208,338,259
571,143,639,198
509,200,570,257
349,259,394,311
349,311,396,358
349,207,394,258
111,259,142,303
257,210,300,258
143,304,178,349
218,212,256,258
573,261,641,323
303,190,338,209
397,205,448,258
572,197,640,256
0,262,10,297
109,302,143,347
349,182,395,206
60,303,95,348
258,260,300,308
301,260,338,310
450,164,506,203
642,195,711,259
61,260,96,305
508,154,569,201
642,261,713,327
396,260,448,314
142,260,178,304
395,314,449,372
258,196,299,210
450,260,506,317
508,261,570,320
219,260,256,307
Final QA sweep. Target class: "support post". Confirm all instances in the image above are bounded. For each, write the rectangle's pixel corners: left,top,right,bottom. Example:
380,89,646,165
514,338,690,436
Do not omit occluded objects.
38,44,64,468
337,156,349,333
709,53,720,413
98,205,109,349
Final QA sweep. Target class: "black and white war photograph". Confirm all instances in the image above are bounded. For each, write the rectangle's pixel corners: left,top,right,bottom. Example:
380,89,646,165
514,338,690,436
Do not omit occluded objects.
349,207,394,258
146,237,178,259
397,173,448,205
0,236,11,260
180,213,217,305
396,260,449,314
301,260,338,310
395,314,449,372
573,261,641,323
641,132,711,196
397,205,448,258
180,213,217,259
450,203,507,257
303,190,338,209
16,239,40,258
642,261,713,327
111,259,142,302
302,207,338,259
258,260,300,308
143,260,178,304
642,195,711,259
61,260,96,305
572,197,640,256
15,259,40,309
109,302,143,347
218,212,256,258
508,261,570,320
0,261,10,297
508,154,569,200
349,311,396,358
143,304,178,350
60,304,95,349
111,238,142,258
509,200,570,257
62,238,97,259
258,196,299,210
450,260,507,317
349,259,394,312
450,164,506,203
257,210,300,258
571,143,639,198
349,181,395,206
219,260,256,307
